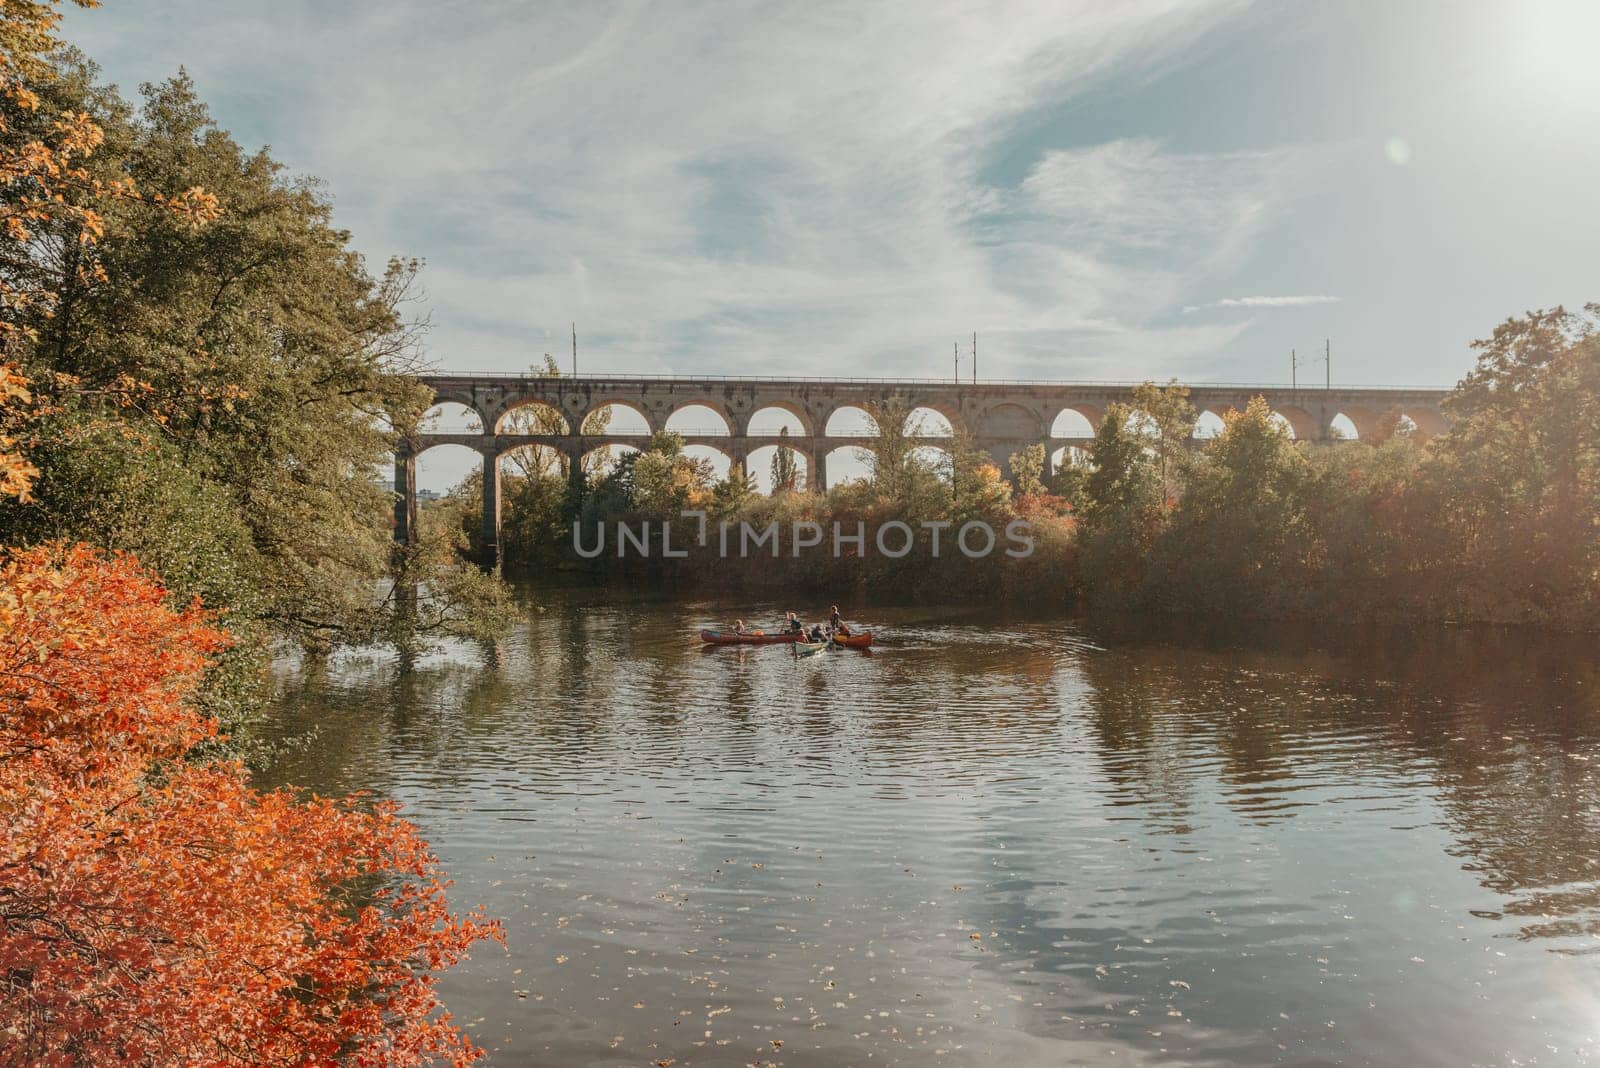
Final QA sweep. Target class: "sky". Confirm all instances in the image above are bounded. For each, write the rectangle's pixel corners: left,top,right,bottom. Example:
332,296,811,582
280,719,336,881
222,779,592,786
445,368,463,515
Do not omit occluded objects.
61,1,1600,393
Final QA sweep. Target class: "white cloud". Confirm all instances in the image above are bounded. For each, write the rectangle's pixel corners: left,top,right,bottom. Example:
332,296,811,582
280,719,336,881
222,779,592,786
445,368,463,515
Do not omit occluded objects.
66,0,1317,382
1182,295,1343,312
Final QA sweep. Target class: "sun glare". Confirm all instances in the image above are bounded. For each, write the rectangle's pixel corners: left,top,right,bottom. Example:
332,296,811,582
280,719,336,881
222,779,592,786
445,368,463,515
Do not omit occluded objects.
1515,0,1600,98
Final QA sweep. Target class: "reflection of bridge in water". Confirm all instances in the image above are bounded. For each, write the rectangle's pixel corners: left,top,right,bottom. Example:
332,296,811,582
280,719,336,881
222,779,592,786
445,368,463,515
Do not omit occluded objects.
395,372,1452,564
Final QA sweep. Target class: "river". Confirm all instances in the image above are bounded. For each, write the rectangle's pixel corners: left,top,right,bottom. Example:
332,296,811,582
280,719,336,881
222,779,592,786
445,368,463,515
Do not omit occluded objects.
260,587,1600,1066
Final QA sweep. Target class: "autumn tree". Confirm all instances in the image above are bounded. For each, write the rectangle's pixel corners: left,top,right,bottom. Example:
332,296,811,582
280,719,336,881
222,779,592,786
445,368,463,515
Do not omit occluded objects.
0,545,501,1065
1076,401,1165,605
0,33,511,664
1130,379,1197,492
1008,442,1047,497
0,1,216,499
770,425,798,493
1154,396,1313,614
1418,304,1600,625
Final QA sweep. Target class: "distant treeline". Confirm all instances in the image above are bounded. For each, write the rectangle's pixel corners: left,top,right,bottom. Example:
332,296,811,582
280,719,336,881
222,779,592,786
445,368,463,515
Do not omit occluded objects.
437,309,1600,629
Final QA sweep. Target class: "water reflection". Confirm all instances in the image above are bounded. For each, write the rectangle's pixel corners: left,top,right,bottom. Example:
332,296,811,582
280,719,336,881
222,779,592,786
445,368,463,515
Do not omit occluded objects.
261,593,1600,1066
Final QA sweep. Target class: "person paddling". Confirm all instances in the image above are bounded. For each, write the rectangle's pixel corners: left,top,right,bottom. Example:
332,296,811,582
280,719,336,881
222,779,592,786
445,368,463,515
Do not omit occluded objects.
785,611,803,635
828,605,848,636
734,619,746,636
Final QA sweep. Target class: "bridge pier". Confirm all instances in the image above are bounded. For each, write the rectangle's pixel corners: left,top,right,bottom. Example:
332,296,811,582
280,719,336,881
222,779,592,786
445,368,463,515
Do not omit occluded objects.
393,448,417,546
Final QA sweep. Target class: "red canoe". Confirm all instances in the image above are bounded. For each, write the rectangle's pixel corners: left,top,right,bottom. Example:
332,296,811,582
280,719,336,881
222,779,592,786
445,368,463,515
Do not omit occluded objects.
700,629,801,645
701,629,873,648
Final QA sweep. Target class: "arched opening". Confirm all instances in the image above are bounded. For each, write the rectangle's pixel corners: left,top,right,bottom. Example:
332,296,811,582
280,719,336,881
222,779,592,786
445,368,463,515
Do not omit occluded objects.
420,402,482,434
1193,410,1226,439
1327,406,1378,440
1124,409,1160,437
495,400,569,435
580,443,640,478
1050,408,1097,441
664,403,732,437
748,444,812,495
1267,411,1297,439
1328,413,1360,440
746,404,810,437
681,443,733,482
413,442,484,500
498,442,568,481
582,402,651,436
1402,407,1448,441
825,406,879,437
1273,405,1316,440
821,445,868,489
1050,444,1091,474
909,444,954,483
904,406,955,437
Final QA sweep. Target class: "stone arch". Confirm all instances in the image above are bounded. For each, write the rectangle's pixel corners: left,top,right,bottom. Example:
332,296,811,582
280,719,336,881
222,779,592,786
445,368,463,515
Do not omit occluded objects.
493,399,569,434
579,442,641,476
1326,406,1378,440
1193,410,1227,439
1400,406,1448,441
903,405,956,437
744,402,812,437
1049,402,1100,434
680,442,734,481
902,398,960,434
824,405,879,437
819,444,867,488
1272,405,1317,441
1050,407,1098,440
496,438,569,479
1266,411,1297,439
664,402,734,437
580,399,653,436
748,443,814,494
1194,399,1252,438
909,442,955,483
420,401,483,434
1050,444,1091,474
409,440,487,496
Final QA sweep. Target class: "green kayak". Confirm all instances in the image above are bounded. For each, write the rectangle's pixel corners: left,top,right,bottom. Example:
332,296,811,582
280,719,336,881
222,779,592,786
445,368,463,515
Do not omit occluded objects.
793,641,829,657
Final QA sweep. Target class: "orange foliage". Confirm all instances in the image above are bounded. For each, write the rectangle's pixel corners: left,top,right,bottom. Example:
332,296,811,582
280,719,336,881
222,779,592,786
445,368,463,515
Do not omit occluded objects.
0,363,39,499
0,546,501,1065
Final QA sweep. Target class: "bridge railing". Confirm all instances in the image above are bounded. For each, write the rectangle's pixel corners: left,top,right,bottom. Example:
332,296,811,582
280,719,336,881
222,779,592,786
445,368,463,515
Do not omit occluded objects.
417,370,1451,391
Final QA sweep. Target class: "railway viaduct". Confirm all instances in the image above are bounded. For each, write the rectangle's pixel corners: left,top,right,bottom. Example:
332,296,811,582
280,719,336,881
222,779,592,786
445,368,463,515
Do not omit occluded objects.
395,372,1451,564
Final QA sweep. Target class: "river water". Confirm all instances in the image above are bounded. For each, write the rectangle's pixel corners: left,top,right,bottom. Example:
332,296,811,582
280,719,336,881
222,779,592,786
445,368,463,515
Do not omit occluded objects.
260,588,1600,1067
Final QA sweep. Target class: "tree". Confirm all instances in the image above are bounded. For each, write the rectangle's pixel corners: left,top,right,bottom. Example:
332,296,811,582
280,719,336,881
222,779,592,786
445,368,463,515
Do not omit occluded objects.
770,425,798,493
3,51,507,659
0,545,501,1065
860,397,941,510
1008,442,1047,497
948,427,1010,522
1076,401,1165,605
711,461,757,512
1130,379,1196,491
1,2,217,498
1417,304,1600,624
1156,396,1312,614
